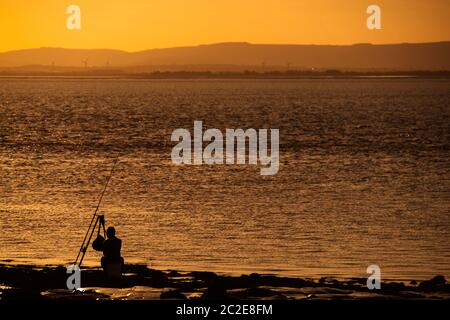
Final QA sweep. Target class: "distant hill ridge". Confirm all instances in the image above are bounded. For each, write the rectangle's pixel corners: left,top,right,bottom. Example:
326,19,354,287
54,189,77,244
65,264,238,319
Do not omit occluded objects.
1,42,449,70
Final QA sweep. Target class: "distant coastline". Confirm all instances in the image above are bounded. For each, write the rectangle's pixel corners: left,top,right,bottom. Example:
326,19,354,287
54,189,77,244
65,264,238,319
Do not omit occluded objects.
1,69,449,79
1,42,449,71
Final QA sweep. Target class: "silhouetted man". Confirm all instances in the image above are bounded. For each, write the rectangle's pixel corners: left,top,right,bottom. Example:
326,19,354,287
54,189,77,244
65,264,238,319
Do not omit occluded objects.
101,227,124,270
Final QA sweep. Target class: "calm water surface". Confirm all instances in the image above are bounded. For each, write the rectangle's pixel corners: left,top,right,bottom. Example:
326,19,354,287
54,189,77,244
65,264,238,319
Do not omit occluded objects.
0,78,449,281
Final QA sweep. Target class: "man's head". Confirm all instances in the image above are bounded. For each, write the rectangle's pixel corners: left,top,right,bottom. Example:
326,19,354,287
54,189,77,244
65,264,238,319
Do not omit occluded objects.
106,226,116,239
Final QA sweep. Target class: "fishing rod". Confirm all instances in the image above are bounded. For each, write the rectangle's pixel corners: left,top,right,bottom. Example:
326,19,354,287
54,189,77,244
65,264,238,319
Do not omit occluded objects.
74,157,119,267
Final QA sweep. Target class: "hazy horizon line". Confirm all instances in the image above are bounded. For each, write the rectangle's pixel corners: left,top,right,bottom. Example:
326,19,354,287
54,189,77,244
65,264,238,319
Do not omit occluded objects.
2,40,450,54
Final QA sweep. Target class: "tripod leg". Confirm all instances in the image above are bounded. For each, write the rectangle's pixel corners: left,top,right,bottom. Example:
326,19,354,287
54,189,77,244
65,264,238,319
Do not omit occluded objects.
99,215,106,237
78,216,100,267
74,213,97,265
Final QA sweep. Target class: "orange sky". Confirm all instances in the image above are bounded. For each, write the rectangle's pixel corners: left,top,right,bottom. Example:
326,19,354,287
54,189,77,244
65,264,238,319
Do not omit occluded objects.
0,0,449,52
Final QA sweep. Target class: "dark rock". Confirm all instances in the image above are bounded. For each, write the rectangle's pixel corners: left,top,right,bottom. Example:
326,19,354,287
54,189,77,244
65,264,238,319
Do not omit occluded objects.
319,277,340,287
232,287,279,298
259,275,311,288
382,282,406,292
0,287,43,300
167,270,181,277
346,278,367,286
160,289,187,300
176,279,204,291
188,271,218,282
249,273,261,280
127,268,171,287
201,280,228,300
130,273,171,288
123,264,152,275
418,275,446,291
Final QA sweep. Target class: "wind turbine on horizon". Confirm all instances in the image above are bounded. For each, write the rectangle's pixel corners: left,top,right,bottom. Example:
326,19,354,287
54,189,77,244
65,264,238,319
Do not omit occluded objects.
82,58,88,69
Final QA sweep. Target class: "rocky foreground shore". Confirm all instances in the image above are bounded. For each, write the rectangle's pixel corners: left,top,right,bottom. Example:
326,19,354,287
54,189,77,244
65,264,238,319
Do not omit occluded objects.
1,263,449,301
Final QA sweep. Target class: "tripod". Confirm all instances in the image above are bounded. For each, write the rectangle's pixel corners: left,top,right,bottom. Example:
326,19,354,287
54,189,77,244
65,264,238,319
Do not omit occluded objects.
74,215,106,267
73,158,119,267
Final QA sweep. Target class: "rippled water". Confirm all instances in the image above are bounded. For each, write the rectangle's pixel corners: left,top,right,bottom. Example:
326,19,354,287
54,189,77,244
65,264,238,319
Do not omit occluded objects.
0,78,449,281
